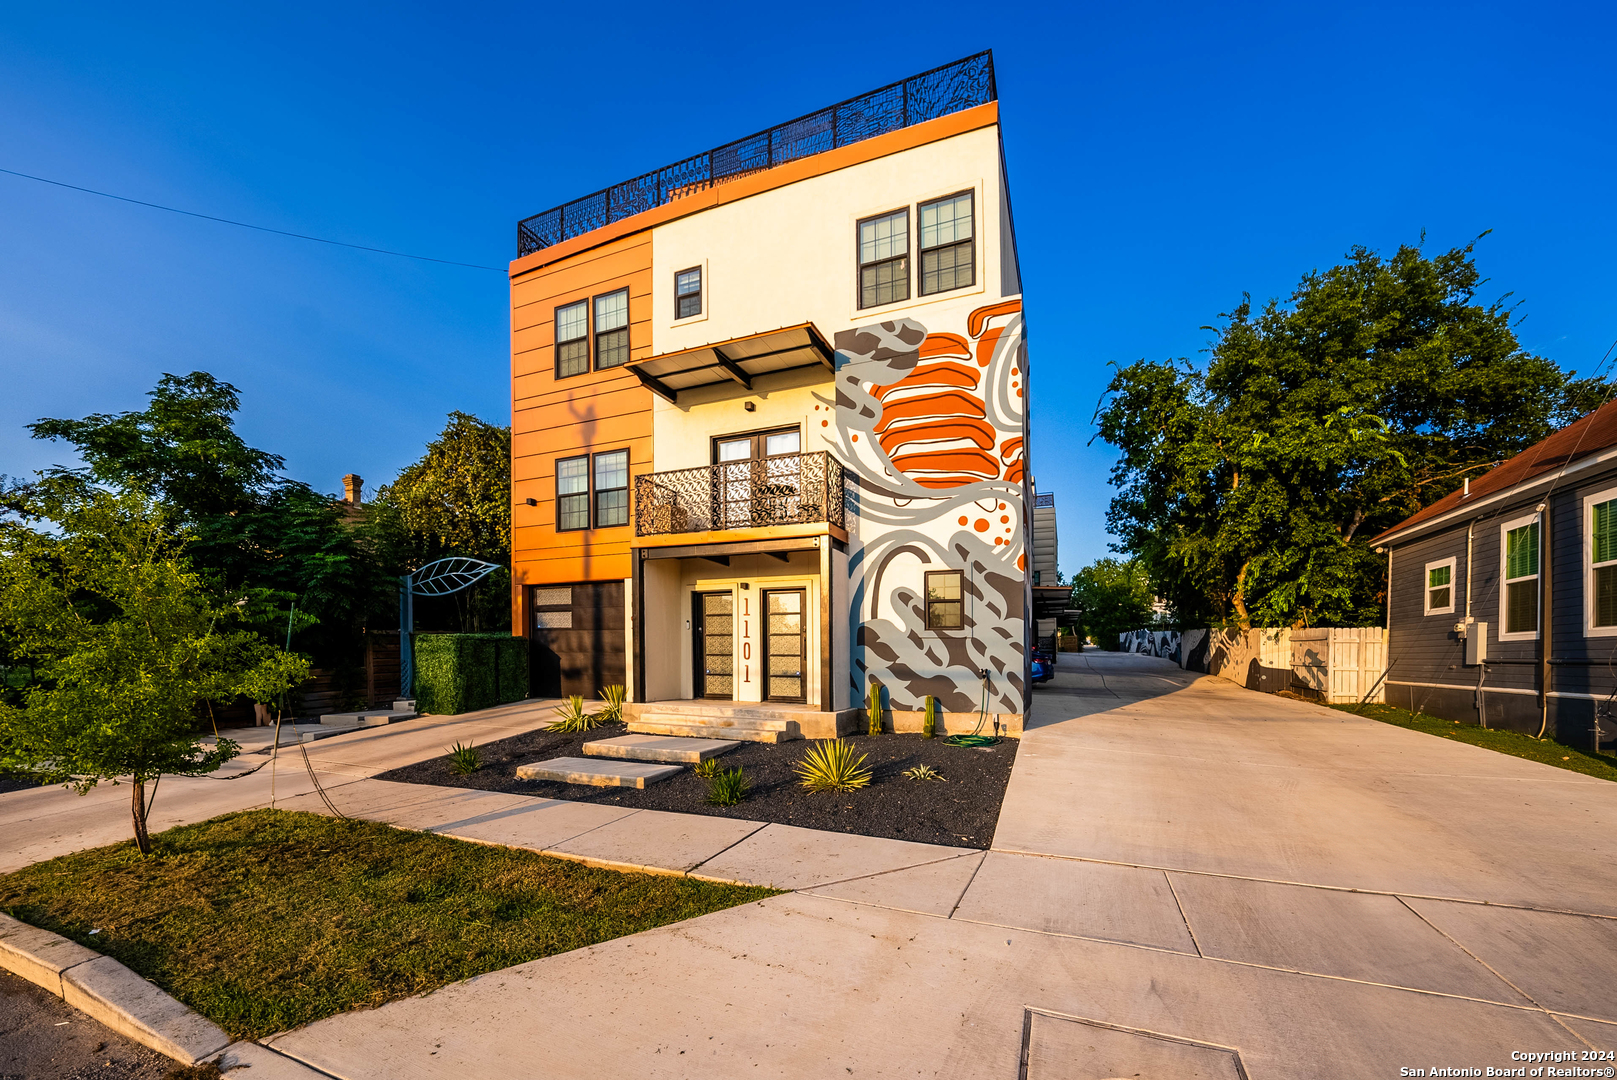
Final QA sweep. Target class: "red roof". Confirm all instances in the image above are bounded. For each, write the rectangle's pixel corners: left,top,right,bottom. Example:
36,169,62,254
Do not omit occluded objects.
1375,397,1617,544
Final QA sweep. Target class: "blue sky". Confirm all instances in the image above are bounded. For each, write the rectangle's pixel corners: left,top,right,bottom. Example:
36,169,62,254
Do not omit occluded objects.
2,2,1613,575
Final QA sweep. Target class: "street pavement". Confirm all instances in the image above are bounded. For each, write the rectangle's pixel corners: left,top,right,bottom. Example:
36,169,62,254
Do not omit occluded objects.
0,968,170,1080
4,658,1616,1077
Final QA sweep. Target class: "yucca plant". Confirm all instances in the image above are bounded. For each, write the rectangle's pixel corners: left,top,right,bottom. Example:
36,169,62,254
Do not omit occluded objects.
706,766,750,806
922,694,937,739
546,695,601,733
867,680,882,737
903,764,945,781
598,684,626,724
794,739,873,792
693,756,722,780
446,741,481,775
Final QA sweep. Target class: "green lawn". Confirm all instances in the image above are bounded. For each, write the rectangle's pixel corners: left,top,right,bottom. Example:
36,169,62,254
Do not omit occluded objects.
1333,702,1617,782
0,809,777,1039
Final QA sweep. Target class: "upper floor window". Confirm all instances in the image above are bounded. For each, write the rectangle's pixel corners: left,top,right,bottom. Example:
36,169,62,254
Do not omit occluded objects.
925,569,964,630
594,289,629,369
858,209,909,309
675,267,702,319
1501,515,1540,638
1424,558,1455,616
594,450,629,528
919,192,974,296
557,455,590,530
555,300,589,379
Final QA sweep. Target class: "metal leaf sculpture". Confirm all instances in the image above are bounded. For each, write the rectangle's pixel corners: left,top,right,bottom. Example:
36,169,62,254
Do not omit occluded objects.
410,557,502,597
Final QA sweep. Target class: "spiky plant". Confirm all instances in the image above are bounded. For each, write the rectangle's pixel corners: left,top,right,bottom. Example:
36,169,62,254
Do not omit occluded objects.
446,741,481,775
793,739,873,792
706,766,750,806
922,695,937,739
546,695,601,733
867,680,882,737
903,764,945,781
598,684,626,725
693,756,722,780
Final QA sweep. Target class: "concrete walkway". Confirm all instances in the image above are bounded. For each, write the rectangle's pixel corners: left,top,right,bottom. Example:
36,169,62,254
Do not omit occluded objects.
259,655,1617,1078
6,662,1616,1076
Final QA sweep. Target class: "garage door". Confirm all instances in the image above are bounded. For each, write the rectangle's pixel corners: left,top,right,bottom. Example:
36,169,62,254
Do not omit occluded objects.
529,582,626,699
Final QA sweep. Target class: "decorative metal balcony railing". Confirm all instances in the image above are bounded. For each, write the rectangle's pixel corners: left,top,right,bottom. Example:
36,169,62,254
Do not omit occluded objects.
634,452,845,537
517,51,997,257
1033,492,1055,508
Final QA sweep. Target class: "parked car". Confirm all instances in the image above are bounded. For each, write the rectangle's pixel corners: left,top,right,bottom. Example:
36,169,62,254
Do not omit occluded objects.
1030,651,1055,683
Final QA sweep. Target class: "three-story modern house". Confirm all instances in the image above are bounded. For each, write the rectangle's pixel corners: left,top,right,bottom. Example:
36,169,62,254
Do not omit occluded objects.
508,53,1032,739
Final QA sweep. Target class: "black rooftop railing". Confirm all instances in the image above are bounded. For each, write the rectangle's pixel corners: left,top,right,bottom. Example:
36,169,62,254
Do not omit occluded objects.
1034,492,1055,508
516,51,997,257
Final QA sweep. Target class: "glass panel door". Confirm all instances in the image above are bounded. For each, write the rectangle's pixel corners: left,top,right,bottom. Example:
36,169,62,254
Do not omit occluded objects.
763,588,805,703
695,592,734,699
716,438,753,529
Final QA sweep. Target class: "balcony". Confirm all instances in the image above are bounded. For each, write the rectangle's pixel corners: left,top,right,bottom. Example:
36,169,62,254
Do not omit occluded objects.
517,51,997,257
635,452,845,538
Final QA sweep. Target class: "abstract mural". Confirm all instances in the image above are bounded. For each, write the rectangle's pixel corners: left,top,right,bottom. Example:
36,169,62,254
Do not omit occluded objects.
826,301,1029,718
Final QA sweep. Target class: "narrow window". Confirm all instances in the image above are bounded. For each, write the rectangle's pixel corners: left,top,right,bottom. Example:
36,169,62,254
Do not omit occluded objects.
1503,520,1539,635
675,267,702,319
925,569,964,630
594,450,629,528
918,192,974,296
1593,498,1617,628
556,455,590,531
858,209,909,309
1424,559,1454,616
555,300,589,378
594,289,630,369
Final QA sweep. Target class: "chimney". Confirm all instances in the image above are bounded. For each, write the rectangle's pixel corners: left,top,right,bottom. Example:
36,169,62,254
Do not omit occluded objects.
342,474,363,505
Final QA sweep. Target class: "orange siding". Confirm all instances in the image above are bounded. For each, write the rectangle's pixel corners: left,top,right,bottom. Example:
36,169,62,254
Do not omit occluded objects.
509,231,653,634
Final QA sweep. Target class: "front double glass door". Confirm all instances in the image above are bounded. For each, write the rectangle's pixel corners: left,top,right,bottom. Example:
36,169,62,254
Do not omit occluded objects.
714,428,801,529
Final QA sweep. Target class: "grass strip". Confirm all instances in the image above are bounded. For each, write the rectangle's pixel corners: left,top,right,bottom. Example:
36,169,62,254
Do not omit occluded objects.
1333,702,1617,782
0,809,777,1039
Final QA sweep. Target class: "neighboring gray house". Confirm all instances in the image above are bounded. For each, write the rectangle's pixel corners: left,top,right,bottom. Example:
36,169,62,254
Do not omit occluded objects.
1374,399,1617,752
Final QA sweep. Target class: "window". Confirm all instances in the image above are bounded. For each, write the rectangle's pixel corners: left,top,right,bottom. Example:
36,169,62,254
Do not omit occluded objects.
556,456,590,530
925,570,964,630
555,300,589,378
1424,558,1455,616
858,209,909,309
594,450,629,528
1500,514,1540,638
1586,490,1617,634
675,267,702,319
594,289,629,369
919,192,974,296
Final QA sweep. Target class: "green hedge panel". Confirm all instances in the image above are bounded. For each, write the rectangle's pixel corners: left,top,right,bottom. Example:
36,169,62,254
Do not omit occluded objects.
412,633,529,716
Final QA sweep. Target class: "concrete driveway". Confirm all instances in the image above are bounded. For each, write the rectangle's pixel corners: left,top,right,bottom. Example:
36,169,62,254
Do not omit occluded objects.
258,654,1616,1078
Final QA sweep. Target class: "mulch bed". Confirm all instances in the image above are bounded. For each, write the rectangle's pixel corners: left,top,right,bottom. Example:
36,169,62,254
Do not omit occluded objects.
374,723,1018,849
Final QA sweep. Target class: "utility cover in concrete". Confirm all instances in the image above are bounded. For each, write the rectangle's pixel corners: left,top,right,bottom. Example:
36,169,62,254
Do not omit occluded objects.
1022,1009,1247,1079
582,734,739,764
515,757,682,788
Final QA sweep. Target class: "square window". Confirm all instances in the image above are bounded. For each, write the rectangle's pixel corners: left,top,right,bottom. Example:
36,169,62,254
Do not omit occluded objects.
918,191,974,297
925,569,964,630
858,209,909,309
555,300,589,378
556,456,590,531
676,267,702,319
1424,559,1455,616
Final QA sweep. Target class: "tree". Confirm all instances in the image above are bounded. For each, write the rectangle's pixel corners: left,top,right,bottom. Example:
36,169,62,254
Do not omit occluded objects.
370,412,512,631
1095,238,1607,628
1070,558,1158,650
0,484,305,853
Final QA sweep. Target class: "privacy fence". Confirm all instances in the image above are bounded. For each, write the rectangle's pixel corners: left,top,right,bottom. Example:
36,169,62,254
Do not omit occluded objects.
1121,627,1386,704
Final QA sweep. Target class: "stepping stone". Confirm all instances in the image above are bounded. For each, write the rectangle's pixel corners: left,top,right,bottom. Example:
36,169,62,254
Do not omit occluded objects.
582,734,739,764
515,756,682,789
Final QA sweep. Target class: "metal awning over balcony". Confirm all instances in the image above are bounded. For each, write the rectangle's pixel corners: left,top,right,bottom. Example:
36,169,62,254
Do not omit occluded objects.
625,323,834,403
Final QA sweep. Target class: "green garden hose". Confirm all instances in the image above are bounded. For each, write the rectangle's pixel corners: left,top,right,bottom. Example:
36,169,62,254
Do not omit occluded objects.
944,668,999,747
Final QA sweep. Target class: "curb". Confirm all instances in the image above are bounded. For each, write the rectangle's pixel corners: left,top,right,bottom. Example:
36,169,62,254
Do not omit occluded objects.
0,910,229,1065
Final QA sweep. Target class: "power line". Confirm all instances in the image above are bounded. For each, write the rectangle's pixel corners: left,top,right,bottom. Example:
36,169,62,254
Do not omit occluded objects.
0,166,505,273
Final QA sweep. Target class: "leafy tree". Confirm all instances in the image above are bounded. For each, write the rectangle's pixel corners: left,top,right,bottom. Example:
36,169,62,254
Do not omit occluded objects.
1070,558,1158,650
0,483,306,853
1095,238,1607,628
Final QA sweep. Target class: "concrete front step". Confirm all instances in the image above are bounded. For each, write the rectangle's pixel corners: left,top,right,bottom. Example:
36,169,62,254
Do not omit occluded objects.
514,756,683,788
582,734,741,764
319,709,415,727
629,719,799,744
